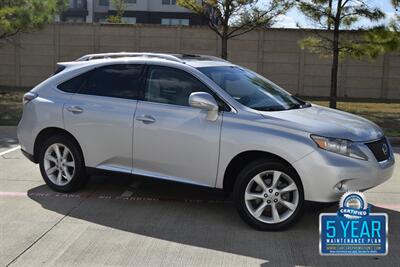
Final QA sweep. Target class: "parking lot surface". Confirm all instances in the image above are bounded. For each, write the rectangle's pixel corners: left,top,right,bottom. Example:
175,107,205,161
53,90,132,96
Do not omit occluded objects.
1,126,399,266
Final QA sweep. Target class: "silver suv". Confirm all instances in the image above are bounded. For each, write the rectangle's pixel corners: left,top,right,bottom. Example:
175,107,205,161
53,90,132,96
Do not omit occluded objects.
17,52,395,230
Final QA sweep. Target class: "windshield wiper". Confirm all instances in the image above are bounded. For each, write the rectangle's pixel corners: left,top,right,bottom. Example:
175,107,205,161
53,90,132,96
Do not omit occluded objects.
289,96,312,109
254,107,285,111
288,102,311,110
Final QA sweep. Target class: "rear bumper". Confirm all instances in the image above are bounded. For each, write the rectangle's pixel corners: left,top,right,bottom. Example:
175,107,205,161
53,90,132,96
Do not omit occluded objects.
293,140,395,202
21,149,37,163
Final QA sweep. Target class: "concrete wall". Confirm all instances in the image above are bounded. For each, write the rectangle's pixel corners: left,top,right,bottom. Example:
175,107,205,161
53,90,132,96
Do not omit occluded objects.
0,23,399,99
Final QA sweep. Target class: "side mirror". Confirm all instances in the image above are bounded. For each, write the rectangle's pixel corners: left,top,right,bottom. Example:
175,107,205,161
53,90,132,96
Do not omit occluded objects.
189,92,219,121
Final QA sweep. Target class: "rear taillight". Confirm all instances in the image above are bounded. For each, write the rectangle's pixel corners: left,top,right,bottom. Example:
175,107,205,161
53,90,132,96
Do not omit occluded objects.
23,92,38,105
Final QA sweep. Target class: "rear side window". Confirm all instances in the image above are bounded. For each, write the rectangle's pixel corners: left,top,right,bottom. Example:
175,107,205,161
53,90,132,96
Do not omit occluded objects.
79,64,144,100
57,72,88,93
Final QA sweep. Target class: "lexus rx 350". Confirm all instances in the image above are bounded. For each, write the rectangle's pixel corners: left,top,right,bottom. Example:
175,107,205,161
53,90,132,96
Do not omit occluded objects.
17,53,395,230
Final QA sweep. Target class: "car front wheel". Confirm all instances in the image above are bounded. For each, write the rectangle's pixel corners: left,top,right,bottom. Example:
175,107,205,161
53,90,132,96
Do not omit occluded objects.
234,159,304,230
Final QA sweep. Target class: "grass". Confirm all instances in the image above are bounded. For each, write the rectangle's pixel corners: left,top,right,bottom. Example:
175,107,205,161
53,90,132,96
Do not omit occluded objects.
0,90,24,126
1,90,399,137
312,101,400,137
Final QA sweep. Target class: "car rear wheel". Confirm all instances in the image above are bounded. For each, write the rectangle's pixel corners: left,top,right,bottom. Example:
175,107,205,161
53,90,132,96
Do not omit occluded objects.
234,159,304,230
39,134,88,192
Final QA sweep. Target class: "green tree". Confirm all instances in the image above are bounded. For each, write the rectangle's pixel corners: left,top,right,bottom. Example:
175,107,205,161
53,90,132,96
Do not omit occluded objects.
297,0,386,108
107,0,127,24
393,0,400,11
390,0,400,34
0,0,65,41
177,0,292,59
363,0,400,57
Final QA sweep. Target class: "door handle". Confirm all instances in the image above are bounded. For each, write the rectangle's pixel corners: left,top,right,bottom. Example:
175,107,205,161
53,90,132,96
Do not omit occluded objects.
67,106,84,114
136,115,156,124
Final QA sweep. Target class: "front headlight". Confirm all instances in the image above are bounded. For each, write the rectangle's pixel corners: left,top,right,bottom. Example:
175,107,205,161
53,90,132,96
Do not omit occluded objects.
310,135,368,161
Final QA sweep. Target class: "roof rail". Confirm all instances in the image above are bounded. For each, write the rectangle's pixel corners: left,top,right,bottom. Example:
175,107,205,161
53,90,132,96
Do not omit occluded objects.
172,54,228,62
75,52,184,63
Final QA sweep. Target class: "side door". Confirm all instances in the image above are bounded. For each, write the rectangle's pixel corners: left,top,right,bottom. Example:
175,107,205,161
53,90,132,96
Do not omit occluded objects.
63,64,144,173
132,65,223,187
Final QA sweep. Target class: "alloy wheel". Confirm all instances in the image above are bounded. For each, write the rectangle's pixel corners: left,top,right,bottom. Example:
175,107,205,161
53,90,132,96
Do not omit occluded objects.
244,170,299,224
43,143,75,186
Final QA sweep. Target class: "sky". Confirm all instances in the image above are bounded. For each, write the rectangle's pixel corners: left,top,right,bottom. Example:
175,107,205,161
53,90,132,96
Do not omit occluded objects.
270,0,397,29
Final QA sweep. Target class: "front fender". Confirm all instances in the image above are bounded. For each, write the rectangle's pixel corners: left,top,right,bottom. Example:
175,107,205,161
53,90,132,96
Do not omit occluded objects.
215,112,315,188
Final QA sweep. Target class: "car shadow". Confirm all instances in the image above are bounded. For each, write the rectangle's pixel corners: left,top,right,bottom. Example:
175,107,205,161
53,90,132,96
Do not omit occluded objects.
28,175,400,266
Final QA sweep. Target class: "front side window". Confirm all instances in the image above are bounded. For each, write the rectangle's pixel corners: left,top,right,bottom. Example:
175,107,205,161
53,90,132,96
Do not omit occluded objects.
144,66,212,107
198,66,310,111
78,64,144,100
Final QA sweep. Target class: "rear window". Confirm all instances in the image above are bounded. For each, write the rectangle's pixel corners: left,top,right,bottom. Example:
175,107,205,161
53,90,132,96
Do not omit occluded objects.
57,72,88,93
78,64,144,100
54,65,66,75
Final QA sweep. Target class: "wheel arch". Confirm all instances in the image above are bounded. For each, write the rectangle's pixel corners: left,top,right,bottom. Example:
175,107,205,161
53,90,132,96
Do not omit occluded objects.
33,127,84,163
222,150,302,193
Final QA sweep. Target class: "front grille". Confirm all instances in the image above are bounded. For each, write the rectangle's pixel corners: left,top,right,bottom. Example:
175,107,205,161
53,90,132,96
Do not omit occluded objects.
365,138,390,162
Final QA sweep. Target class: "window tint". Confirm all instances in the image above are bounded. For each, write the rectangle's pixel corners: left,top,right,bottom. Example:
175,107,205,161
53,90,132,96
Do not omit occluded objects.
145,66,213,107
57,72,88,93
54,65,66,75
79,64,144,99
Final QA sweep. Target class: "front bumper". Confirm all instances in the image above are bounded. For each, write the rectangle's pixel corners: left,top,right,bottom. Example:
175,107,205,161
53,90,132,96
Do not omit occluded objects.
293,138,395,202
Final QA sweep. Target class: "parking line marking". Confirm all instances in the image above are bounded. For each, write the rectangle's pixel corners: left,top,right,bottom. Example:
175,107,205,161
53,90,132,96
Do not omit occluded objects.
0,191,27,197
0,191,231,204
120,190,134,197
0,145,21,157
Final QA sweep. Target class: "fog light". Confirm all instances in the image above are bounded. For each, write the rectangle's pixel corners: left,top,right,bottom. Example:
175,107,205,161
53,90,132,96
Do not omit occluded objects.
334,181,347,191
336,182,343,190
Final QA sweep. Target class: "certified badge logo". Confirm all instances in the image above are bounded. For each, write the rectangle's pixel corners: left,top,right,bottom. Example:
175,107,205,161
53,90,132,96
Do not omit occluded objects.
319,191,388,256
338,192,369,219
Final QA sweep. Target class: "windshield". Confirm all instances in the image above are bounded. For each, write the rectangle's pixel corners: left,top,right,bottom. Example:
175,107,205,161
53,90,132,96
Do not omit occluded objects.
198,66,310,111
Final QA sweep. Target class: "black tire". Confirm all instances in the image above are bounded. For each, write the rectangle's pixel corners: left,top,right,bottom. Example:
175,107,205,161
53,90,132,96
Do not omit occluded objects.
38,134,88,192
233,158,304,231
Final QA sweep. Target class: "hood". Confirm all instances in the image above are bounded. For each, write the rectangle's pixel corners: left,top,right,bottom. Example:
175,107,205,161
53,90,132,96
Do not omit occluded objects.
259,104,383,142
